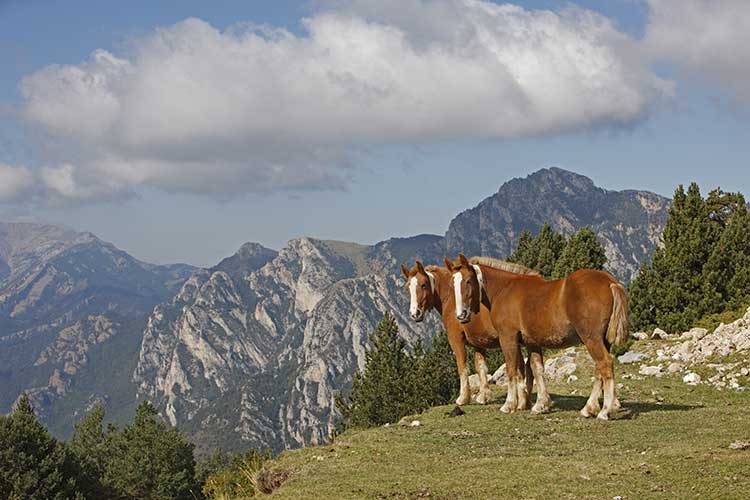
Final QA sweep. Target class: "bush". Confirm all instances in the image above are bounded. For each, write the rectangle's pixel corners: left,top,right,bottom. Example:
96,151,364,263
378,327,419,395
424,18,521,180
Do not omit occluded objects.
201,449,270,499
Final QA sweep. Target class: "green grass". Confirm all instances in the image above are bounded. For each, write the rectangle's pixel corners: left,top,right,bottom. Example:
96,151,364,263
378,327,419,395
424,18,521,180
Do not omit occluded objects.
261,345,750,500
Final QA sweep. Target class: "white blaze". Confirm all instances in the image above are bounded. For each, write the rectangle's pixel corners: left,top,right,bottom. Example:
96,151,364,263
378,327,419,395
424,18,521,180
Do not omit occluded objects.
453,272,464,317
409,277,419,316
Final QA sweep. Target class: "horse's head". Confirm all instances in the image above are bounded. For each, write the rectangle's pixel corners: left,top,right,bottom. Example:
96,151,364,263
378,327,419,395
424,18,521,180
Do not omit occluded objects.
445,253,481,324
400,260,436,322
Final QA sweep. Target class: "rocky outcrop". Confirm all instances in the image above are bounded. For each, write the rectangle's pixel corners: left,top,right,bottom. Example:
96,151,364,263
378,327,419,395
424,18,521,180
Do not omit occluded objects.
445,167,670,281
621,307,750,391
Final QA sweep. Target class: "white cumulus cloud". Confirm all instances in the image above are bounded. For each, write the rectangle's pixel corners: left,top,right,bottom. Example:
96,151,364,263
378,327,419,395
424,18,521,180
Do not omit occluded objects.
644,0,750,103
17,0,671,203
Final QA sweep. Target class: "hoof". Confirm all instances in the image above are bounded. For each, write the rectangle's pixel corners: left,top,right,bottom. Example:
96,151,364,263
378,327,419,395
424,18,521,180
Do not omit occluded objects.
580,404,599,418
475,391,491,405
531,401,552,414
596,409,610,421
455,395,471,406
612,398,622,411
500,402,516,414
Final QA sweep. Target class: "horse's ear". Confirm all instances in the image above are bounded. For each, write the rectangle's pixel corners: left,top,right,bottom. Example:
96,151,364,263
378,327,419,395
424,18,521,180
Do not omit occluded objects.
415,260,425,273
458,253,470,267
444,257,454,272
400,264,410,278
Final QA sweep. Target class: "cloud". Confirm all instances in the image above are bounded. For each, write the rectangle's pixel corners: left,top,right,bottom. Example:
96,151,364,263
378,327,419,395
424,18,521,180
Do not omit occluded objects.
0,163,36,203
17,0,670,203
644,0,750,103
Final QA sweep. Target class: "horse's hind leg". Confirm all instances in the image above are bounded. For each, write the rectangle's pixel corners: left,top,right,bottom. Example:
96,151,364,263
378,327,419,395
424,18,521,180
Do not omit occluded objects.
448,331,471,406
580,336,616,420
528,347,552,414
498,334,522,413
474,348,491,404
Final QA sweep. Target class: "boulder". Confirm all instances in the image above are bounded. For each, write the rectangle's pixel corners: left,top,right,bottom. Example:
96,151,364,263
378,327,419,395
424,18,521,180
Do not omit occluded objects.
639,365,663,377
680,327,708,341
618,351,649,364
651,328,670,340
631,332,649,341
683,372,701,385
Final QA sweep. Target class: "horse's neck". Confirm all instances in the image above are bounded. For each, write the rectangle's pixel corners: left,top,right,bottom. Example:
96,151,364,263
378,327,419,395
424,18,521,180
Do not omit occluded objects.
479,265,518,303
431,269,453,313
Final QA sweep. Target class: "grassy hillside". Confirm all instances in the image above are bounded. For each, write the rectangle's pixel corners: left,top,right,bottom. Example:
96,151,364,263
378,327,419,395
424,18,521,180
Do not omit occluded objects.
260,342,750,499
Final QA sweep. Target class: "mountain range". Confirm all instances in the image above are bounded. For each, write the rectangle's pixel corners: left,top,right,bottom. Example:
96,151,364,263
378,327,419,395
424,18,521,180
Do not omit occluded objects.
0,167,670,453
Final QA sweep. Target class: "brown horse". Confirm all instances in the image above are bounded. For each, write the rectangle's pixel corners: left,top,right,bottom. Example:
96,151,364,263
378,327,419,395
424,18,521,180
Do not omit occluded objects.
446,254,628,420
401,261,550,413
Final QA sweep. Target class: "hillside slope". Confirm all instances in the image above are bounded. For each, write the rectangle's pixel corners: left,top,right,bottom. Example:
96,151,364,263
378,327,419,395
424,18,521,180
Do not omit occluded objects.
265,338,750,499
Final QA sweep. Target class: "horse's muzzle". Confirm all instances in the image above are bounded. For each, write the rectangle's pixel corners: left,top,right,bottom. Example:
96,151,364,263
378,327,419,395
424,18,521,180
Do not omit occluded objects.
457,310,470,324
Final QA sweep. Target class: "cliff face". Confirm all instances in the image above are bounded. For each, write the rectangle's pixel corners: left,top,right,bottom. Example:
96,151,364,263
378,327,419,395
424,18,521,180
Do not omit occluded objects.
133,237,441,453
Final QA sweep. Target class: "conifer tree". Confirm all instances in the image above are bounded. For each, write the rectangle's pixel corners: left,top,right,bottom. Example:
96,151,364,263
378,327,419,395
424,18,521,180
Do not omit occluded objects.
552,227,607,279
509,230,536,268
336,313,417,427
0,394,83,500
104,401,199,500
509,224,566,278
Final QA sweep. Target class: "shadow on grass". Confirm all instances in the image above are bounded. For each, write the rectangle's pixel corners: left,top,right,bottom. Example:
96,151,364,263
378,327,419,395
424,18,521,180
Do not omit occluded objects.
547,393,703,418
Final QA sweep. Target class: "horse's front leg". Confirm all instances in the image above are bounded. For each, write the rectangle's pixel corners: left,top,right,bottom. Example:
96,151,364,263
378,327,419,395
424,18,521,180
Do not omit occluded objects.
498,334,521,413
448,330,471,406
474,348,491,404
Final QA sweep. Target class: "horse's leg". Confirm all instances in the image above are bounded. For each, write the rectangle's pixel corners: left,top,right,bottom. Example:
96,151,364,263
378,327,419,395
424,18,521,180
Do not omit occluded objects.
580,371,602,418
449,331,471,406
515,345,529,410
580,336,615,419
528,347,552,414
524,352,534,402
474,348,491,404
498,334,521,413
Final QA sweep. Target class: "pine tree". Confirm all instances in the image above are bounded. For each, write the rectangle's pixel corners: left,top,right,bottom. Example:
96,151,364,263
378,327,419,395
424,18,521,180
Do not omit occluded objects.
630,184,750,333
509,230,536,269
104,401,200,500
509,224,566,278
68,403,113,499
0,394,83,500
336,313,418,428
552,227,607,279
411,330,459,410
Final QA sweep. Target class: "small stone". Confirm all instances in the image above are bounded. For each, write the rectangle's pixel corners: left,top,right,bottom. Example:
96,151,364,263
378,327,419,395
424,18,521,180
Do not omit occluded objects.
741,368,749,376
383,423,390,427
410,420,421,427
449,406,465,417
567,374,578,383
729,441,750,450
683,372,701,385
639,365,663,377
613,496,623,500
667,362,683,373
618,351,649,364
652,328,669,339
631,331,649,341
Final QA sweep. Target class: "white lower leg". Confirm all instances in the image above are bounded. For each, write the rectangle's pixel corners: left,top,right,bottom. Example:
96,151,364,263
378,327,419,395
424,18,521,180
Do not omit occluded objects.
597,378,616,420
456,365,471,405
476,359,491,404
516,368,529,410
501,376,518,413
581,377,602,418
530,356,552,414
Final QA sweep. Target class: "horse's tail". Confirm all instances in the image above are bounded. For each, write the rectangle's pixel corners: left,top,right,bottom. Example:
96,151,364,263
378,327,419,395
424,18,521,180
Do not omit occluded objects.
606,282,629,346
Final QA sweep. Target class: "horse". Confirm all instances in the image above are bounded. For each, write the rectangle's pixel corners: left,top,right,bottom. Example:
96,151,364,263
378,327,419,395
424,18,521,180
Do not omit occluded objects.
446,253,629,420
401,261,551,413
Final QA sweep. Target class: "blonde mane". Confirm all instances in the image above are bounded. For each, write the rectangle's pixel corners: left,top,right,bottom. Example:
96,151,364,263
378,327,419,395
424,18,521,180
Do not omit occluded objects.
469,256,541,276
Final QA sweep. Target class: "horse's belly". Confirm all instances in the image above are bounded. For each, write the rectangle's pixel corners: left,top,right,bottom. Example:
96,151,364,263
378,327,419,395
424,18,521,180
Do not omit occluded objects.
464,330,501,350
522,324,580,349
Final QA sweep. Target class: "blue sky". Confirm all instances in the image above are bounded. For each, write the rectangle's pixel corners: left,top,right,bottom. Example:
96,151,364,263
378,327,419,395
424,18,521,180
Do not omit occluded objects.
1,0,748,266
